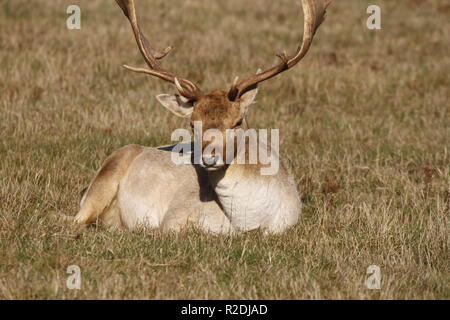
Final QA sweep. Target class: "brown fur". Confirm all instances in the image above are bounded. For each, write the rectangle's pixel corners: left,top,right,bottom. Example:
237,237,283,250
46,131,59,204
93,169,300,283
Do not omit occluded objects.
190,90,250,164
75,144,144,227
191,90,242,130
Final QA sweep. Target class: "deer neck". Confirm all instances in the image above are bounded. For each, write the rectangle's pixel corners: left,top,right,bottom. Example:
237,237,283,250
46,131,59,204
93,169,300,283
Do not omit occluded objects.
206,138,284,232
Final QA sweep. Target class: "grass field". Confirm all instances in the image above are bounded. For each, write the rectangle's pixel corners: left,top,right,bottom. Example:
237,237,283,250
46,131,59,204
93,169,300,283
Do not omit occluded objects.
0,0,449,299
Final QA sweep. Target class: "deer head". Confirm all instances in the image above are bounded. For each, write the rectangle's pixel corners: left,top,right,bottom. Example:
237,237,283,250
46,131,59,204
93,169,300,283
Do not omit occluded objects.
116,0,332,170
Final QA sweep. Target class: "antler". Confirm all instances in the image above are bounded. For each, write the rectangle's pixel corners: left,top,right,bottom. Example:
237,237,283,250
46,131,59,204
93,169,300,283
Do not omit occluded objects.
115,0,203,101
228,0,332,100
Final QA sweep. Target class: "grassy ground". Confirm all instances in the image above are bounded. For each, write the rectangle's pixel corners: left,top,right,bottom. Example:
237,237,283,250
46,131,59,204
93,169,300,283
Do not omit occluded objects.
0,0,449,299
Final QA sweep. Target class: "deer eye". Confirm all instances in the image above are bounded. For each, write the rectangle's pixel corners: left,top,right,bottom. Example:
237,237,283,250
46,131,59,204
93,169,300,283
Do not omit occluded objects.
234,119,243,128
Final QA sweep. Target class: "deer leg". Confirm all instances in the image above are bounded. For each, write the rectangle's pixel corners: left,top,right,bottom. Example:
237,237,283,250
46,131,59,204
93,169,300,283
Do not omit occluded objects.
162,200,234,235
75,144,143,226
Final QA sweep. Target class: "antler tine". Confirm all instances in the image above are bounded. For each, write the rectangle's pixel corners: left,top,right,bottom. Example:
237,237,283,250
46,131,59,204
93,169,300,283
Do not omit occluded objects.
115,0,203,100
229,0,332,100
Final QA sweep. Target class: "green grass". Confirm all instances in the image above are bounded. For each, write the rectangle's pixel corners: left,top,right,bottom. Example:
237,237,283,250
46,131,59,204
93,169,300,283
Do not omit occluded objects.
0,0,449,299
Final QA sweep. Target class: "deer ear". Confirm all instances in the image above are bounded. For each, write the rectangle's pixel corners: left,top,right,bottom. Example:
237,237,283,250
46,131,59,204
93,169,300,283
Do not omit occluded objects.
239,86,259,115
238,68,261,114
156,94,194,118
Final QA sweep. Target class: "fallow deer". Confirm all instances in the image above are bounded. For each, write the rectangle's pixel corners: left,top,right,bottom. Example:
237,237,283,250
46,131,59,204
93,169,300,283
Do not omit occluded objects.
74,0,332,234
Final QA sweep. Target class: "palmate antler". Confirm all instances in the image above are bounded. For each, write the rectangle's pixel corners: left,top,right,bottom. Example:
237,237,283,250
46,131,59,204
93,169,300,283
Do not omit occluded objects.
115,0,203,101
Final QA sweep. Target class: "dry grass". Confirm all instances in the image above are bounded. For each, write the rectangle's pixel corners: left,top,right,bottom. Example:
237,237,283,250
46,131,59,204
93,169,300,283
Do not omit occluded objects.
0,0,449,299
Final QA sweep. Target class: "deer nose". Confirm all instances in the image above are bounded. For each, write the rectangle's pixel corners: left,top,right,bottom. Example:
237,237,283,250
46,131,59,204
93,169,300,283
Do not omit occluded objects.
202,155,220,167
